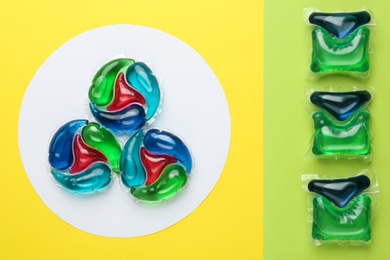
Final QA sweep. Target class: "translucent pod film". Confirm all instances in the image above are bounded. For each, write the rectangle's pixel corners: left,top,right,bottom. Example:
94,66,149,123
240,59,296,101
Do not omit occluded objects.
121,128,193,203
88,58,161,134
302,169,379,246
305,86,375,161
48,120,122,194
304,9,375,79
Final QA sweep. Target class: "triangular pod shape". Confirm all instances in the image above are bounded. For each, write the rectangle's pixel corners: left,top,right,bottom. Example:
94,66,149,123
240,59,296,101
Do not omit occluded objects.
310,91,371,121
308,175,370,208
309,11,371,39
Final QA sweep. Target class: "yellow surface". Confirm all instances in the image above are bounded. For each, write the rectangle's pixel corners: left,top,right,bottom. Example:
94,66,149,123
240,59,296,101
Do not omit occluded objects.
0,0,262,259
265,1,390,259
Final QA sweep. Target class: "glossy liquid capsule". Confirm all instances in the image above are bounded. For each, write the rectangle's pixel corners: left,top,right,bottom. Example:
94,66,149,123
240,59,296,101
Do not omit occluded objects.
312,195,371,242
88,58,135,106
126,62,161,120
120,131,146,187
49,120,123,194
143,129,192,172
89,103,146,133
131,165,188,202
51,163,112,194
308,175,370,208
310,91,371,121
312,111,371,158
309,11,371,38
81,122,122,173
121,129,193,202
88,60,161,133
48,120,87,170
310,26,370,76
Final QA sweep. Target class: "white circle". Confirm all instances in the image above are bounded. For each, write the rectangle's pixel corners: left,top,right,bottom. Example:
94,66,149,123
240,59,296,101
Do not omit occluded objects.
18,25,231,237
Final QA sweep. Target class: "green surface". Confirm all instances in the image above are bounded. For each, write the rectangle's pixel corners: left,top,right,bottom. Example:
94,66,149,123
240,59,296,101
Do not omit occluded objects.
264,1,390,259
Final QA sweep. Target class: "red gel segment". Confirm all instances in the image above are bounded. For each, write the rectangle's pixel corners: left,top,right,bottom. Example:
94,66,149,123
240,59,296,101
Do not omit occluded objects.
69,135,108,174
107,73,146,112
140,147,177,186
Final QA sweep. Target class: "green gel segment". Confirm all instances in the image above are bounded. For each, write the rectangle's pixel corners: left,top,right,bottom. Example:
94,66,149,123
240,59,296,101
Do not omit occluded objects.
312,195,371,242
131,164,188,203
81,122,122,173
312,111,371,158
88,58,135,106
311,26,370,76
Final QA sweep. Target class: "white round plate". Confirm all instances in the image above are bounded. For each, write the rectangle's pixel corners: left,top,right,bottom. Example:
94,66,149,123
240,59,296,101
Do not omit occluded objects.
18,25,231,237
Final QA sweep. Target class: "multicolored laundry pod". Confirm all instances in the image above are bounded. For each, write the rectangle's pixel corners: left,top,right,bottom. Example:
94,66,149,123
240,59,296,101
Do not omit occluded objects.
88,58,161,134
48,120,122,194
120,128,193,203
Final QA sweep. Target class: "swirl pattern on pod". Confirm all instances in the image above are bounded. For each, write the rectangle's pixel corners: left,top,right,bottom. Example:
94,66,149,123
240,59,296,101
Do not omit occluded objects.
121,129,192,202
48,120,122,194
88,58,161,133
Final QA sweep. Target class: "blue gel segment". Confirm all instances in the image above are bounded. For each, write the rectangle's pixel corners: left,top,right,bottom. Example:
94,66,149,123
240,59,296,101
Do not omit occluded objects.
126,62,160,120
143,129,192,173
48,120,87,170
51,163,111,194
90,103,146,133
121,131,146,187
308,175,370,208
310,91,371,121
309,11,371,39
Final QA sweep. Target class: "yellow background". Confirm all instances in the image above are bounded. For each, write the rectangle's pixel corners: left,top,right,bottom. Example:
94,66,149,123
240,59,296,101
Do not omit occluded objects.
0,0,262,259
265,1,390,259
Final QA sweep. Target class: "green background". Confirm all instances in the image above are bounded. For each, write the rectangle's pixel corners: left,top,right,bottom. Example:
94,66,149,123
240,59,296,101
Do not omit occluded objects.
264,1,390,259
